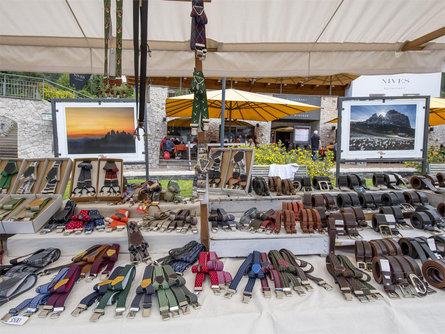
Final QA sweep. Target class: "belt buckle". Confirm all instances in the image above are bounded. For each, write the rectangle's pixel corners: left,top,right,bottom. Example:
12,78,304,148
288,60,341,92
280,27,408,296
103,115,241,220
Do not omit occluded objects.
398,284,415,298
49,307,64,319
357,261,366,271
408,274,427,297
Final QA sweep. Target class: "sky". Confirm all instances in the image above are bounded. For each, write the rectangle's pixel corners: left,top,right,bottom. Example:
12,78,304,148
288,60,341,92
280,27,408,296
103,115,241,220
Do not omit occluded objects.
350,104,417,127
66,107,135,139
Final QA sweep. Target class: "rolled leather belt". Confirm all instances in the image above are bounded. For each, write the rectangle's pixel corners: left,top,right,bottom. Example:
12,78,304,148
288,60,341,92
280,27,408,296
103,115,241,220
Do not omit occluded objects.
438,202,445,217
415,191,428,204
336,193,352,208
390,206,406,225
328,212,346,236
355,240,372,269
410,212,434,231
411,175,443,193
416,206,444,228
312,176,333,190
381,192,400,206
337,175,349,190
314,207,328,227
371,256,397,296
358,192,376,209
302,193,312,208
312,194,326,209
310,208,323,233
322,193,338,211
373,173,386,188
424,174,439,187
370,192,383,207
268,177,276,192
422,260,445,289
341,207,366,228
437,172,444,187
347,175,360,189
383,174,399,189
353,174,367,188
403,191,421,206
372,213,396,232
340,212,359,237
301,177,312,191
390,191,406,204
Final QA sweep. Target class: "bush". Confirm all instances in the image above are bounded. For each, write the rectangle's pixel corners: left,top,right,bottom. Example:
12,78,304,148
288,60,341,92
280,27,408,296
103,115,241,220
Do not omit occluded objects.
404,146,445,173
246,142,336,180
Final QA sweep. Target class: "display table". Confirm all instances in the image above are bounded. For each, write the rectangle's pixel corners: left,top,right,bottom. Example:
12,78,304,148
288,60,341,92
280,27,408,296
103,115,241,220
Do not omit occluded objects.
0,252,444,334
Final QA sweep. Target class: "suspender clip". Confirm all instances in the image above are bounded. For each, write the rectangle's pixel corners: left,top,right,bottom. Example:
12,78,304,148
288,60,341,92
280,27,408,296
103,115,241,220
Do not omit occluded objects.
318,280,333,291
293,285,306,296
142,307,151,317
283,287,292,297
38,306,53,318
170,306,180,318
275,289,284,299
191,301,201,309
71,304,87,317
242,292,252,304
114,307,126,318
161,311,171,321
262,290,271,298
224,288,236,298
49,307,64,319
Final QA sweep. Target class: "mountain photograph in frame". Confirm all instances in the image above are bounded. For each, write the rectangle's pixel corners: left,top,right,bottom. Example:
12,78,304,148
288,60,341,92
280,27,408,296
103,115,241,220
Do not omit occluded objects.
349,104,416,151
65,106,136,154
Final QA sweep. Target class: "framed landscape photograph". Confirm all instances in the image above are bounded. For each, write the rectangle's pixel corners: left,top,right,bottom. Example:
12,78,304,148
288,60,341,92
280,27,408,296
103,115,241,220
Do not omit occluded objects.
339,97,427,160
53,100,144,161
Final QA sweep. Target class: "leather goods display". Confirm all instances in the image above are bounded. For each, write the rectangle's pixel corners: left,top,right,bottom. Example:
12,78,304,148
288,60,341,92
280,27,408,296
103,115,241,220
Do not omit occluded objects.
0,198,26,220
209,208,239,232
17,161,40,194
89,264,136,321
239,207,259,229
12,197,52,221
99,161,121,196
371,213,401,238
410,175,444,194
41,160,62,194
40,200,77,234
312,176,333,190
370,192,383,208
379,206,411,230
311,193,326,209
106,209,130,232
71,161,96,197
371,255,430,298
191,251,232,295
372,173,387,189
3,267,69,321
347,174,361,191
302,193,312,208
341,207,367,228
281,178,296,195
156,241,206,274
251,176,270,196
322,193,339,210
225,151,248,190
269,176,283,195
127,222,151,264
71,265,123,317
0,160,19,194
340,211,361,239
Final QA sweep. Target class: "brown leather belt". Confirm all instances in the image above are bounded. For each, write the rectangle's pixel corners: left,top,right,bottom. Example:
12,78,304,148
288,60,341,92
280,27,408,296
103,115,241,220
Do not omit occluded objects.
355,240,373,270
314,207,328,228
311,194,326,208
422,260,445,289
283,209,296,234
310,208,323,233
340,211,360,238
328,212,346,237
371,213,401,238
302,193,312,208
322,193,338,210
437,172,444,187
411,175,444,193
438,202,445,217
341,207,367,228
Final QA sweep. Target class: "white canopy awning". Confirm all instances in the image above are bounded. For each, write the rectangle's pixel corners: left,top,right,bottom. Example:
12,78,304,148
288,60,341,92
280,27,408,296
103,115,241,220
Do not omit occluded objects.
0,0,444,76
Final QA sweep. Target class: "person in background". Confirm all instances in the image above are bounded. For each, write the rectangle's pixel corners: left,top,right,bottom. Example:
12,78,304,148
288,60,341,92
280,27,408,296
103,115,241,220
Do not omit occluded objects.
310,130,322,160
161,137,168,153
165,138,175,158
236,137,241,143
179,138,185,145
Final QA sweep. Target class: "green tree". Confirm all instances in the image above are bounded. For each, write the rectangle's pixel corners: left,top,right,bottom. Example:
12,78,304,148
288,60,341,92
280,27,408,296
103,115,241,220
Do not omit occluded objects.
56,73,73,88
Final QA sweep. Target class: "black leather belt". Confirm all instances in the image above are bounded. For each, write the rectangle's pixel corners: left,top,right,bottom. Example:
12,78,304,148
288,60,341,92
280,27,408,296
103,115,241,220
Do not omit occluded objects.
410,212,435,231
372,213,401,237
370,192,383,207
437,173,444,187
322,193,338,210
403,191,421,206
411,175,444,194
373,173,386,189
347,175,360,189
336,193,352,208
399,237,438,263
341,207,367,228
381,192,399,206
312,176,333,190
358,192,376,209
303,193,312,208
337,175,349,190
252,177,270,196
383,174,400,190
438,202,445,217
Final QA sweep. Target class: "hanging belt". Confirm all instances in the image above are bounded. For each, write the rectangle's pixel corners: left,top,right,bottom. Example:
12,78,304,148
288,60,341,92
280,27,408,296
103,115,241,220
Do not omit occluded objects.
0,198,26,220
127,221,152,264
88,243,120,280
42,160,62,194
71,265,123,317
37,263,82,318
127,265,155,318
3,268,69,321
17,161,40,194
0,160,19,193
90,264,136,321
152,265,179,321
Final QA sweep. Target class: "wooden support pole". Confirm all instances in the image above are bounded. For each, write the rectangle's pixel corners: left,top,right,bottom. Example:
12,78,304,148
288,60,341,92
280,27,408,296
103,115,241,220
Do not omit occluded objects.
401,26,445,51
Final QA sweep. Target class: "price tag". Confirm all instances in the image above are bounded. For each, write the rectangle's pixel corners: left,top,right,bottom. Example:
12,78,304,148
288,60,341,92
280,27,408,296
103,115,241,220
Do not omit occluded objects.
2,316,29,326
384,214,396,223
427,239,437,252
379,259,391,272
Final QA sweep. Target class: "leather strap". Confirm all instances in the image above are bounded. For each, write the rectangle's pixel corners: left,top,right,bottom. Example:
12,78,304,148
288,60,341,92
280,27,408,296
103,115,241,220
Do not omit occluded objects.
322,193,338,210
403,190,421,206
337,193,352,208
381,192,401,206
437,172,445,187
422,260,445,289
411,175,444,194
312,194,326,208
358,192,376,209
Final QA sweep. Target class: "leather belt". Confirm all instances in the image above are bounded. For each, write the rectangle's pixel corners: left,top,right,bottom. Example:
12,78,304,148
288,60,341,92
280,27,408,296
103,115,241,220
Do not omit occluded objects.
347,174,360,190
314,207,328,228
422,260,445,289
90,264,136,321
281,179,296,195
252,176,270,196
398,237,438,263
383,173,401,190
38,263,83,318
373,173,387,189
192,251,232,294
437,172,444,187
415,205,445,230
403,190,421,206
379,206,411,229
42,160,63,194
370,192,383,207
355,240,373,271
302,193,312,208
328,212,347,238
340,211,361,239
17,161,40,194
358,192,376,210
341,207,367,228
127,222,152,264
371,213,401,238
381,192,401,206
312,176,333,190
283,209,296,234
71,265,123,317
311,194,326,208
3,267,69,320
337,175,349,190
410,211,435,231
337,193,352,207
156,241,206,274
225,251,265,302
410,175,444,194
322,193,338,210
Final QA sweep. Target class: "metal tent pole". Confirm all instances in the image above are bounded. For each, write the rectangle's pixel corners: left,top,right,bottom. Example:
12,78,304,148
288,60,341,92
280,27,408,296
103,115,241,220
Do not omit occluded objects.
220,77,226,147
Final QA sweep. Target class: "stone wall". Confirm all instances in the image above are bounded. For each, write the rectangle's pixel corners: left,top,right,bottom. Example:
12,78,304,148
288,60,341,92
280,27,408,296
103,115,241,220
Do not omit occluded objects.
147,86,168,168
428,124,445,150
204,119,270,144
0,97,53,158
319,96,338,147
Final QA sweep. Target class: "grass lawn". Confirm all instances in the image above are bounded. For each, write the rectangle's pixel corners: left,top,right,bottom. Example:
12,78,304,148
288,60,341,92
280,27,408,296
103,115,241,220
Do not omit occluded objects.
63,179,194,200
